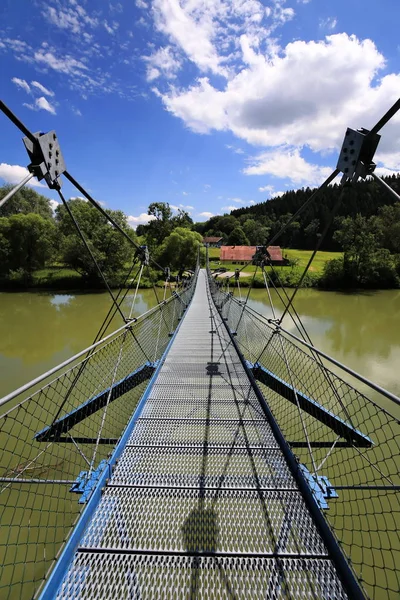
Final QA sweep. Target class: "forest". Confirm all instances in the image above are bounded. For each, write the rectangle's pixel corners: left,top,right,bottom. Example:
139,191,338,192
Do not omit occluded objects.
1,172,400,289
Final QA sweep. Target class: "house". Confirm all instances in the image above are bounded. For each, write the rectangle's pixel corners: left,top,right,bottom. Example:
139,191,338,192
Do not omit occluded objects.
203,236,223,247
220,245,286,265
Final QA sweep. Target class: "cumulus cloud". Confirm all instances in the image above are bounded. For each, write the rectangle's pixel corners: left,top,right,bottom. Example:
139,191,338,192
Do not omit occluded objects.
127,213,157,228
244,147,333,186
49,199,60,212
259,185,275,193
0,163,45,188
156,33,400,184
198,211,214,218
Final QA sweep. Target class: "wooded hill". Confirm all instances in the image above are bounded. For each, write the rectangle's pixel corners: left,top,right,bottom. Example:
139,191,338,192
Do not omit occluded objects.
195,174,400,251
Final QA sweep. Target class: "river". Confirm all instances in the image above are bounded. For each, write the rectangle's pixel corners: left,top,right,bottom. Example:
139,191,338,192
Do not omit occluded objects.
0,286,399,599
1,287,399,400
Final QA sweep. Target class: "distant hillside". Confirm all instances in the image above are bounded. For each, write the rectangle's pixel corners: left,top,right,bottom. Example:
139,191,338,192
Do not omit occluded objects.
195,174,400,251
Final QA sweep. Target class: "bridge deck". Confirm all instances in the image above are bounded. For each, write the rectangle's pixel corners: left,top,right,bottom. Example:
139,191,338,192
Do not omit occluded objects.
54,270,348,599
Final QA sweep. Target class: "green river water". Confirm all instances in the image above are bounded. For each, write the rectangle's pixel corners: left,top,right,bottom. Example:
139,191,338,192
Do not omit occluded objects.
0,287,399,599
1,287,399,399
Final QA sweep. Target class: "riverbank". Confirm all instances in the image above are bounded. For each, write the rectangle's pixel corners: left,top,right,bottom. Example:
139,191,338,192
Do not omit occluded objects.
0,266,168,291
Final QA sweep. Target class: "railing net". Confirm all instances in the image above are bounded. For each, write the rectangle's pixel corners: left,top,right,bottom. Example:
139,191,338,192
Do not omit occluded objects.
0,278,196,600
209,273,400,600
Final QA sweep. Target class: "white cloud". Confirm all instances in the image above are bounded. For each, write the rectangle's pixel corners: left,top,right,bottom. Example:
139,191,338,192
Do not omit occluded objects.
156,33,400,182
226,144,245,155
72,106,82,116
49,199,60,212
23,96,57,115
259,185,274,193
36,96,56,114
136,0,148,7
31,80,54,96
244,147,332,186
320,17,337,31
34,49,88,75
271,190,285,198
198,211,214,218
221,205,237,212
152,0,225,76
144,46,182,81
127,213,157,228
229,197,243,203
43,5,99,34
182,191,188,196
0,163,45,188
11,77,31,94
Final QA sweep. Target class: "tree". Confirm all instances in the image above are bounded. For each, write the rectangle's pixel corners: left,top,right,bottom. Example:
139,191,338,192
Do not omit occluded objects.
0,185,53,220
375,203,400,254
0,213,55,280
56,199,134,280
171,209,193,229
227,226,249,246
242,219,270,245
146,202,173,246
334,214,379,282
156,227,203,270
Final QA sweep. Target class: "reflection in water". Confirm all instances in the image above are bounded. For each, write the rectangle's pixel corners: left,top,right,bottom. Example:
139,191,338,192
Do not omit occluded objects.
0,287,399,399
246,288,400,398
0,289,159,397
50,294,74,309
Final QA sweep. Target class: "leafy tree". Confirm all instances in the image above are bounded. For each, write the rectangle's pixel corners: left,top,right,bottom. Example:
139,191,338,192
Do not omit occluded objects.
227,226,250,246
242,219,270,245
0,185,53,220
171,209,193,229
334,214,379,282
0,213,55,280
156,227,202,270
375,203,400,254
56,199,134,280
146,202,173,246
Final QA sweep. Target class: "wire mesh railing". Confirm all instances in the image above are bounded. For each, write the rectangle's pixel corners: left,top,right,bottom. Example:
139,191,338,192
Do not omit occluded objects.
0,274,197,600
208,272,400,600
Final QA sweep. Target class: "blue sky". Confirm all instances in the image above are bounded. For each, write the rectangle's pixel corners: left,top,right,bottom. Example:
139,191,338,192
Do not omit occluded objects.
1,0,400,226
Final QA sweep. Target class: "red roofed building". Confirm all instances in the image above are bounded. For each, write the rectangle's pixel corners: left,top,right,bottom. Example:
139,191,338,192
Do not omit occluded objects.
220,245,286,265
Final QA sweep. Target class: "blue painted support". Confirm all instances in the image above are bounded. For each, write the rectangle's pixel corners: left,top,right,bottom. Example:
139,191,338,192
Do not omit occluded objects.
38,292,193,600
35,362,156,442
70,459,109,504
250,362,372,448
299,465,339,510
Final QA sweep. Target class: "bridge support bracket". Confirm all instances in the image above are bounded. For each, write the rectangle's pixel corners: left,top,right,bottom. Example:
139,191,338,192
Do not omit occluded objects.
299,464,338,510
70,459,109,504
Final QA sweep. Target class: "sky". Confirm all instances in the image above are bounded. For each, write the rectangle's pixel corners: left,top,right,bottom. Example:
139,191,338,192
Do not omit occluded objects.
1,0,400,227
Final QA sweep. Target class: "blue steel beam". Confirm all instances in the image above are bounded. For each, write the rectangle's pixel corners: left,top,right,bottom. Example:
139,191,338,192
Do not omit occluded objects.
35,362,156,442
250,362,372,448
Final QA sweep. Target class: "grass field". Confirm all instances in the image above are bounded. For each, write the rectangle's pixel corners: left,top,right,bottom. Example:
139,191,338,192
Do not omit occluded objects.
208,247,341,276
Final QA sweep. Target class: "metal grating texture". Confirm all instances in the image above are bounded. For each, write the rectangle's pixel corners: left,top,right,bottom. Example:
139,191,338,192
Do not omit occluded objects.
56,553,348,600
54,270,350,599
209,270,400,600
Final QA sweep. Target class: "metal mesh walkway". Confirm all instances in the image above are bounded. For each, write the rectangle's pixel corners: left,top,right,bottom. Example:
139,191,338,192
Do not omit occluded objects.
54,270,348,599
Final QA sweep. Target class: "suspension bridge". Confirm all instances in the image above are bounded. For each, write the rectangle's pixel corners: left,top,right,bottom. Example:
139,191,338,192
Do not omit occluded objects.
0,99,399,600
